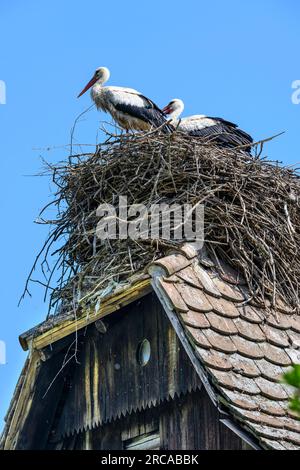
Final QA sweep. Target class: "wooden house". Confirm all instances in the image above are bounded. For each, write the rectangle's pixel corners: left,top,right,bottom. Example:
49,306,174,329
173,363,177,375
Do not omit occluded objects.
1,244,300,450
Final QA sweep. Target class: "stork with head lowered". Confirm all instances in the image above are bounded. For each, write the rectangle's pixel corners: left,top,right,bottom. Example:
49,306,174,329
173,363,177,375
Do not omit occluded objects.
162,98,253,151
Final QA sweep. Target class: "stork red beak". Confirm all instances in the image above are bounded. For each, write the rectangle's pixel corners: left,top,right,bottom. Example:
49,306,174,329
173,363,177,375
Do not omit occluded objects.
162,105,172,115
77,76,98,98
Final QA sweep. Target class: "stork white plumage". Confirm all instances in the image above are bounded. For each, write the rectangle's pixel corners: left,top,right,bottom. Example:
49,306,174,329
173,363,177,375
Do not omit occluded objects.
78,67,172,133
162,99,253,151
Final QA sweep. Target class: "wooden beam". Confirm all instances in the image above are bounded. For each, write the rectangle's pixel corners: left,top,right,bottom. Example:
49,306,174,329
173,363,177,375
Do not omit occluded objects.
2,351,41,449
19,279,152,352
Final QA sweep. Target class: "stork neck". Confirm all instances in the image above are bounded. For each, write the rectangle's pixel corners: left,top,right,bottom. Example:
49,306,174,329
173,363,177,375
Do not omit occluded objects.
168,117,179,126
91,82,104,102
168,108,182,121
96,77,107,86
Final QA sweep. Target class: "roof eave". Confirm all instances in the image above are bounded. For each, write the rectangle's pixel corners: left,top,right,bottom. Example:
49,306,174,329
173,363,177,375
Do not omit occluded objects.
19,276,152,352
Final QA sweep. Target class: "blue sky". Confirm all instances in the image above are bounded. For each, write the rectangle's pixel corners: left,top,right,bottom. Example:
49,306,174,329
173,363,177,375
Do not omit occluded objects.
0,0,299,430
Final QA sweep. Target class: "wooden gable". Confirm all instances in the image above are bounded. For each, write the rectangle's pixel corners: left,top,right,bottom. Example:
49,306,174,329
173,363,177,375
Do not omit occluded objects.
51,293,201,441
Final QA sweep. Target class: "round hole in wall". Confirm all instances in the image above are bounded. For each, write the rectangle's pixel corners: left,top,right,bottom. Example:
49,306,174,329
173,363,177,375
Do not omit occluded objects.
136,339,151,367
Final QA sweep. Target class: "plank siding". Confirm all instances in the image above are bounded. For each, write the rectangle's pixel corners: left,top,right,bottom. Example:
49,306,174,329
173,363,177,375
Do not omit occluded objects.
15,350,72,449
54,389,248,450
54,294,201,439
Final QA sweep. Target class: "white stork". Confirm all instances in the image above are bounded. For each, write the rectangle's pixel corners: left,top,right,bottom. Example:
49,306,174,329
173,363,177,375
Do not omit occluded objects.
78,67,172,133
162,99,253,151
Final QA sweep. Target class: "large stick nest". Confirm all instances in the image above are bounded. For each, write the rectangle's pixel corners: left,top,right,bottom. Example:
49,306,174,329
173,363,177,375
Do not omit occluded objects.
24,130,300,315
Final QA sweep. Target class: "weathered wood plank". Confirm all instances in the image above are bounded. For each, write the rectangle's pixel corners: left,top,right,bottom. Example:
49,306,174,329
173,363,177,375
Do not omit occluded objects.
2,351,41,449
19,279,152,351
6,348,72,450
52,294,201,439
159,388,251,450
53,387,253,450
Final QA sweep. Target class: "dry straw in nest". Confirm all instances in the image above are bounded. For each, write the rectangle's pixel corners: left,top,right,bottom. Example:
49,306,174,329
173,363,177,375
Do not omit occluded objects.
22,129,300,316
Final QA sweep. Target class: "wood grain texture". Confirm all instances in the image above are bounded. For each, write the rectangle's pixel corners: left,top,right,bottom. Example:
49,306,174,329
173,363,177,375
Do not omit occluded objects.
52,293,201,439
53,388,250,450
19,278,152,351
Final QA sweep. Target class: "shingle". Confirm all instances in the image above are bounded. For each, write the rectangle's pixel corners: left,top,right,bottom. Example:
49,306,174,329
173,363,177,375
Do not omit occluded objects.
193,264,221,298
245,423,300,446
208,369,236,391
205,312,238,335
287,330,300,348
159,278,188,312
208,294,240,318
195,347,232,371
260,438,287,450
244,411,300,432
176,266,203,289
232,336,264,359
255,359,284,383
230,354,261,378
239,304,264,324
245,395,287,417
251,396,287,417
234,318,265,342
231,408,285,429
243,295,271,310
213,260,245,286
284,418,300,433
266,311,291,330
179,310,210,329
178,243,199,259
210,275,245,302
255,377,288,401
281,382,295,398
161,274,180,283
212,370,260,395
220,389,259,411
280,440,300,450
176,283,213,312
152,253,191,275
260,343,292,367
289,315,300,334
275,297,295,315
285,348,300,365
203,329,237,353
261,324,290,348
186,326,211,349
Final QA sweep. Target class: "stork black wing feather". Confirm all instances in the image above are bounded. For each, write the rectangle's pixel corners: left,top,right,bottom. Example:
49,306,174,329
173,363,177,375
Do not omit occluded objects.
138,94,164,112
207,118,253,144
188,121,253,152
114,101,174,134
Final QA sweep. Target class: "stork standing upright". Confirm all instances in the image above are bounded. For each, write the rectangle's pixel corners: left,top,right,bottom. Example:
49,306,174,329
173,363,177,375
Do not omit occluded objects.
162,99,253,151
78,67,172,133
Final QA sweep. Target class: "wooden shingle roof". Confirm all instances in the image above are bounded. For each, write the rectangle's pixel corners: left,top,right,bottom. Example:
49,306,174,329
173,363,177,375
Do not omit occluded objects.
148,245,300,450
